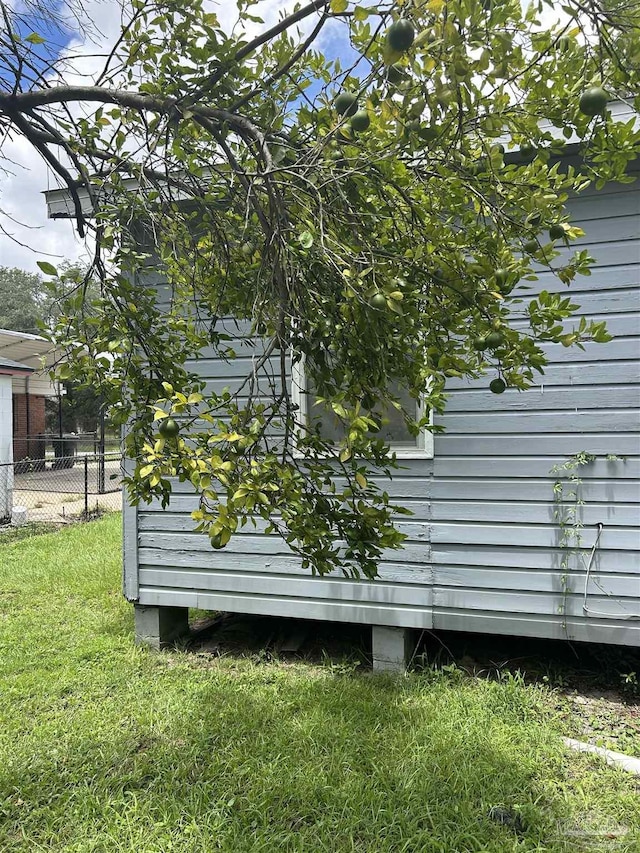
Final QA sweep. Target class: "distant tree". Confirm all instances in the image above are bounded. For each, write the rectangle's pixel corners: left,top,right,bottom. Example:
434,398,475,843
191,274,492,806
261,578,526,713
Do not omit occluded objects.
44,264,106,435
0,266,46,334
45,385,104,434
0,261,99,333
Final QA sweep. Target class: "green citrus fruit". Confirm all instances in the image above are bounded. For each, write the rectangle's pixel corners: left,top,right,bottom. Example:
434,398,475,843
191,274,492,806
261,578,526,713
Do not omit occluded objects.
489,377,506,394
334,92,358,117
548,223,566,241
361,393,376,410
386,64,406,85
350,110,371,132
369,292,387,310
387,19,415,53
472,157,487,176
520,142,536,160
159,417,179,438
579,86,608,117
210,532,226,550
472,336,488,351
494,268,509,288
524,239,539,255
485,331,505,349
526,211,542,226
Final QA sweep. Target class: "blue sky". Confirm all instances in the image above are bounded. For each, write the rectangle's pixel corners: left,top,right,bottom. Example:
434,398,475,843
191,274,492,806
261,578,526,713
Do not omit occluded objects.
1,1,75,89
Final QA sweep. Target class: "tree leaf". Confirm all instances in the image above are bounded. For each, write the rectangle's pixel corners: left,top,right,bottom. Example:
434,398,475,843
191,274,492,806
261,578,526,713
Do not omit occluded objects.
37,261,58,276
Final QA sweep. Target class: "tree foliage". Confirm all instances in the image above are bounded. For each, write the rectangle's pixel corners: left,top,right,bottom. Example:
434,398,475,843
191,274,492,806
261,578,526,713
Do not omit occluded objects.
1,0,639,576
0,266,47,333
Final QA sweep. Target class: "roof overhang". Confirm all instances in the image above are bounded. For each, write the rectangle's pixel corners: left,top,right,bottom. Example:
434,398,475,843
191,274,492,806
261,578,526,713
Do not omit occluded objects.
0,359,33,376
0,328,62,397
0,328,57,367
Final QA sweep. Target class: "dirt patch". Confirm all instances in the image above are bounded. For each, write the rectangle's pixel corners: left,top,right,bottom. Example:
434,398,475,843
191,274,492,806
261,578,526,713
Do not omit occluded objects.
11,489,121,523
187,612,370,668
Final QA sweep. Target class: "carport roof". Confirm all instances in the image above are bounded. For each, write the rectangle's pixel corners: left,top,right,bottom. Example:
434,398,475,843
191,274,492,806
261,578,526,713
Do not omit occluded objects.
0,328,60,395
0,355,34,374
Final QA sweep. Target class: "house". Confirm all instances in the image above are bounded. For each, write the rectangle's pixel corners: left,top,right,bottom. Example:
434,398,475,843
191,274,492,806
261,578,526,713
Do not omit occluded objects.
0,329,61,521
44,144,640,667
0,328,62,462
0,355,34,519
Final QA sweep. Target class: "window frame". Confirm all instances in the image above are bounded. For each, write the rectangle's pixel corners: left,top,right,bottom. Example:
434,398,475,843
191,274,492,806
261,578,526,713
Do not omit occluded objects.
291,356,434,460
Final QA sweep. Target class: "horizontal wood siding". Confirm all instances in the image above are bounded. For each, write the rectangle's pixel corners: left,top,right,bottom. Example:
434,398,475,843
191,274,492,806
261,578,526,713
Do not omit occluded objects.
133,316,434,624
129,167,639,644
431,166,640,644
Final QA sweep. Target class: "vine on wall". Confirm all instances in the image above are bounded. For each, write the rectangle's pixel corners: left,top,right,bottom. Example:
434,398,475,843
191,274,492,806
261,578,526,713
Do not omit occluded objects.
550,452,623,630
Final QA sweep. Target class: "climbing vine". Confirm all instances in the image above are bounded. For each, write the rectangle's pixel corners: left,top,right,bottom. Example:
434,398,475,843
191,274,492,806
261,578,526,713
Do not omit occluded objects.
550,452,623,629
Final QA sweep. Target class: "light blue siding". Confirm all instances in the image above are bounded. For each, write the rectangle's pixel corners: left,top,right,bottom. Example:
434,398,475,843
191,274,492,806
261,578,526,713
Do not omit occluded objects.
129,165,640,645
430,165,640,643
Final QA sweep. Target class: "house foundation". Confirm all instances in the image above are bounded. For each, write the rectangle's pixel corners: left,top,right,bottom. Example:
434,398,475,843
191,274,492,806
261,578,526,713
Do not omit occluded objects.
134,604,190,650
372,625,413,672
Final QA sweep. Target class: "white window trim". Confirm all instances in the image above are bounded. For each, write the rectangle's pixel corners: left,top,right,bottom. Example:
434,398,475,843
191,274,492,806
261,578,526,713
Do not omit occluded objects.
291,356,434,460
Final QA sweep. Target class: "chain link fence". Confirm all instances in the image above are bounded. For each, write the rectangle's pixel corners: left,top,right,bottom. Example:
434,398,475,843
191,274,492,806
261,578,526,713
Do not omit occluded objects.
14,434,121,468
0,452,122,528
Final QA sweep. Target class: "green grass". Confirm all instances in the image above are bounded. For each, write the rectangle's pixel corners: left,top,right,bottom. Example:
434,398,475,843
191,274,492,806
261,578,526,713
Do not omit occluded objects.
0,515,638,852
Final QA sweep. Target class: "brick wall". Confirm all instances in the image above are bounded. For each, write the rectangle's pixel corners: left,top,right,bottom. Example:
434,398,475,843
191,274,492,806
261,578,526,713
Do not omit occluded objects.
12,393,46,461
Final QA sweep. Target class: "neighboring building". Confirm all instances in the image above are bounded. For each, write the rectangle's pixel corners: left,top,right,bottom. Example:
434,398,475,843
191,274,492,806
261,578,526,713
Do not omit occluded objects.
0,328,61,462
0,356,35,520
44,149,640,665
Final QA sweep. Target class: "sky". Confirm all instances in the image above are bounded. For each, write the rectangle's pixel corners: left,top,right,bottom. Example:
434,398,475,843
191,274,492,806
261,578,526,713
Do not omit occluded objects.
0,0,355,274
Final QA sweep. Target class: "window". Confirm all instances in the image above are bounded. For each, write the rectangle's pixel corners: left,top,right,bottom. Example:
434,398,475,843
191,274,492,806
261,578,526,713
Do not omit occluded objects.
291,359,433,458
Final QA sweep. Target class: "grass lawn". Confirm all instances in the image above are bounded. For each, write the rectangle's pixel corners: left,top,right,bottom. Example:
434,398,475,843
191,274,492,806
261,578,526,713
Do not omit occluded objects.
0,514,638,852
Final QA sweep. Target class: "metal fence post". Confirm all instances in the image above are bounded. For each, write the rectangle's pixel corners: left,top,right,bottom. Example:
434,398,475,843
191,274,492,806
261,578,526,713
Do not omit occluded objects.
84,455,89,517
98,409,106,494
98,452,105,495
